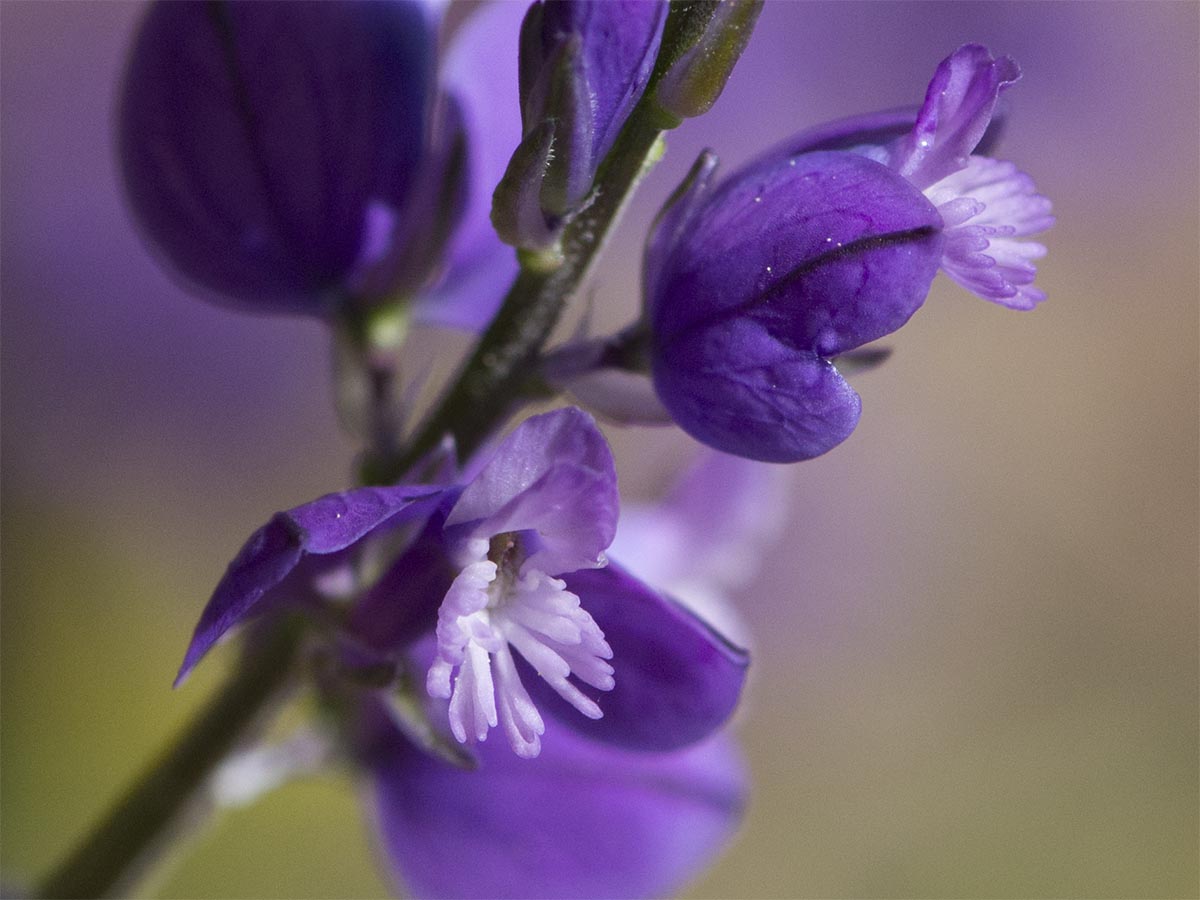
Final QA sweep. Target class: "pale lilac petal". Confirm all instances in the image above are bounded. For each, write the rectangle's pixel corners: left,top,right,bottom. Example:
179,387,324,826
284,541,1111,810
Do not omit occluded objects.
611,451,785,648
890,44,1021,190
446,408,618,572
432,0,526,329
559,367,673,426
362,700,745,900
927,155,1054,309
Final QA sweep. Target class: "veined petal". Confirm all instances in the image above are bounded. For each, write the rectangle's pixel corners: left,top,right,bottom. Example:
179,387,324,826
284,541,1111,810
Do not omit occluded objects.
119,0,436,313
650,152,944,357
654,316,863,463
363,699,745,900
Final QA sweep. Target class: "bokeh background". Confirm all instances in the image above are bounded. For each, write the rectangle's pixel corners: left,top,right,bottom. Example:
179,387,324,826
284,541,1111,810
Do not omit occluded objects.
3,2,1197,897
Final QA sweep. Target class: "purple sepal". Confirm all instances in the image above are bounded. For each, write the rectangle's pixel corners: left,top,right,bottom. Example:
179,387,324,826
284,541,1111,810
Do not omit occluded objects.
757,107,918,162
176,485,442,684
643,150,720,318
526,563,748,751
446,408,618,574
345,516,459,660
890,44,1021,190
362,698,745,900
119,0,437,314
348,97,469,305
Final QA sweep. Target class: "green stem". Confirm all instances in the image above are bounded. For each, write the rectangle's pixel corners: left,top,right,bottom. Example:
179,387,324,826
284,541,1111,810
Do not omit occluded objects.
364,112,665,484
37,622,304,899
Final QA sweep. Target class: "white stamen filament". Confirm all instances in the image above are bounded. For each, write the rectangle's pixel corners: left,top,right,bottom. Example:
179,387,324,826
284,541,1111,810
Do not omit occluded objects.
427,537,614,758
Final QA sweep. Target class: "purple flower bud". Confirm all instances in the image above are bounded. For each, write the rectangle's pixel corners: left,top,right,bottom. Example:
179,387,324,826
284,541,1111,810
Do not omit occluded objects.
646,45,1053,463
493,0,667,248
119,0,516,328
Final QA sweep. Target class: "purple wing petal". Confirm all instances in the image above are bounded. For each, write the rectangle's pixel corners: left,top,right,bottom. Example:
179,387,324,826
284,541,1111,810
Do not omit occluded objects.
447,408,618,571
890,44,1021,190
362,699,745,900
528,563,748,751
654,315,863,462
176,485,442,684
651,152,944,358
119,0,436,313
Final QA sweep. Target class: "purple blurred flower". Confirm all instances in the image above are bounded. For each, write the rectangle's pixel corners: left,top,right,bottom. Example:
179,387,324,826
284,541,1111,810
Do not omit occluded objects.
357,693,744,899
177,406,747,896
119,0,520,328
179,408,746,755
647,45,1054,462
492,0,667,248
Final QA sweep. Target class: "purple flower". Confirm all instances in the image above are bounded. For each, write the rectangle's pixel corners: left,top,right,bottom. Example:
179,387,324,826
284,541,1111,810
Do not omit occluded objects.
177,407,748,895
492,0,667,248
357,694,743,899
646,45,1054,462
119,0,519,329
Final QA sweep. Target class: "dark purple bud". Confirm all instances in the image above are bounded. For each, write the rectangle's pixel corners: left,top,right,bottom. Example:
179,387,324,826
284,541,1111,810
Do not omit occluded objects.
119,0,447,316
493,0,667,248
648,150,944,462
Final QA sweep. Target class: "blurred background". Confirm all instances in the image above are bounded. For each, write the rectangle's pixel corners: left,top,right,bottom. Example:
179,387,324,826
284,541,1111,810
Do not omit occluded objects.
2,2,1196,897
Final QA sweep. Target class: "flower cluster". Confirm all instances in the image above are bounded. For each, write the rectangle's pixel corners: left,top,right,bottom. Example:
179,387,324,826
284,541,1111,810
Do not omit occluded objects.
100,1,1054,897
181,409,748,897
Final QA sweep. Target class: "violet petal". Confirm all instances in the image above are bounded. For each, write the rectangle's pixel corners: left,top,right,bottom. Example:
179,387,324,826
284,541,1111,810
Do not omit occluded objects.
427,0,526,330
653,316,863,462
177,485,442,683
533,563,749,751
650,151,944,357
364,700,744,900
890,44,1021,190
446,408,618,572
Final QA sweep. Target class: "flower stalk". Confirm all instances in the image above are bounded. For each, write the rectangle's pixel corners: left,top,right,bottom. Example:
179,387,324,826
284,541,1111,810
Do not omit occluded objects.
36,3,761,896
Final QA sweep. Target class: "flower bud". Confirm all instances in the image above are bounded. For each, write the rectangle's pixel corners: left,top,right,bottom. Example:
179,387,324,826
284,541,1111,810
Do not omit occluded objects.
492,0,667,249
119,0,466,318
647,151,944,463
